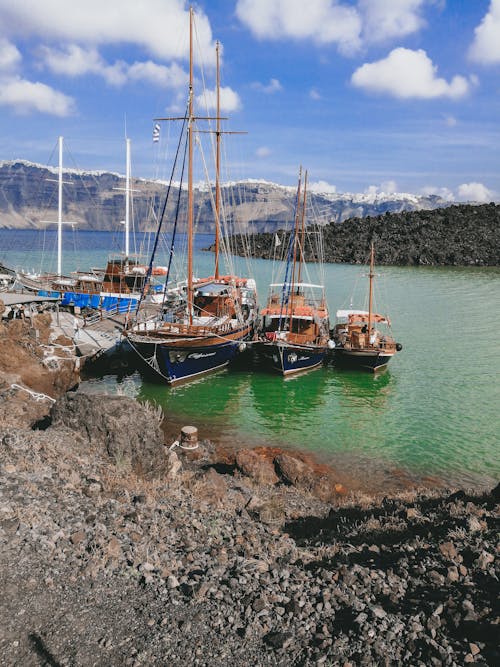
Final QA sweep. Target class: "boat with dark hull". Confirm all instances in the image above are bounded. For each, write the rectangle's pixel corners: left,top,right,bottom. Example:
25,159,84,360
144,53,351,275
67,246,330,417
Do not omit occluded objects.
332,244,402,371
0,262,16,292
255,170,332,376
126,9,258,384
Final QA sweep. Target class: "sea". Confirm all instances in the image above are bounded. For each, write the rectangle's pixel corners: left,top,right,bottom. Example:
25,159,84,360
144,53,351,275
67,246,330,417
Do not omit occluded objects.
2,228,499,492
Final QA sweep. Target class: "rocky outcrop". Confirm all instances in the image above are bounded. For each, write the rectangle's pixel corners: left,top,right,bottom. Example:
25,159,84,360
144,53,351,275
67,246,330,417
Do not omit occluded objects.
226,202,500,266
50,392,165,474
0,307,80,427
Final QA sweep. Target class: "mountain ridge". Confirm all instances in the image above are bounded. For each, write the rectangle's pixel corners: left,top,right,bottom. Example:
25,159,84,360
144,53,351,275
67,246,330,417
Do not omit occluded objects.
0,159,456,233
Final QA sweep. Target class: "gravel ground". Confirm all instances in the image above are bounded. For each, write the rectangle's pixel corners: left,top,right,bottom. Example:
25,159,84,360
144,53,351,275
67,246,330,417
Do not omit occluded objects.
0,394,498,666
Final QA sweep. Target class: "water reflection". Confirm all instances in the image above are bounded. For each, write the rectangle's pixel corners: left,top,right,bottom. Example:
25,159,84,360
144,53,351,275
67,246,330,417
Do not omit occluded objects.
248,367,328,436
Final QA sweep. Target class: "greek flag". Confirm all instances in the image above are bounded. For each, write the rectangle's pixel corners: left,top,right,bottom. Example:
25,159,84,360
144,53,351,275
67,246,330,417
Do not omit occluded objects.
152,123,160,143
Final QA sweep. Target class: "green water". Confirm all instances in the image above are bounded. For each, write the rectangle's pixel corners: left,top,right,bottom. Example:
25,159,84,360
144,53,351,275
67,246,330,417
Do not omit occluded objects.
87,262,500,491
3,231,499,490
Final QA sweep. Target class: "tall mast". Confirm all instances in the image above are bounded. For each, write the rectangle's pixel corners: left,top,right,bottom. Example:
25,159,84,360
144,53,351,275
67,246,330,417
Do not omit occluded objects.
187,6,194,324
288,167,302,326
125,137,131,258
368,242,374,338
57,136,63,276
297,170,308,285
214,40,221,280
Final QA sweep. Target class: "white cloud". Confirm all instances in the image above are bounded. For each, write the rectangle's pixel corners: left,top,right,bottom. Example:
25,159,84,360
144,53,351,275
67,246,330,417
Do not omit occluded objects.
39,44,188,88
469,0,500,64
443,114,457,127
39,44,126,85
457,182,493,202
0,76,75,115
352,48,470,99
0,38,21,71
0,0,215,63
420,185,454,201
309,88,321,100
236,0,362,55
252,78,282,93
381,179,397,193
128,61,187,88
364,181,398,195
359,0,428,44
196,86,242,113
309,180,337,194
255,146,271,158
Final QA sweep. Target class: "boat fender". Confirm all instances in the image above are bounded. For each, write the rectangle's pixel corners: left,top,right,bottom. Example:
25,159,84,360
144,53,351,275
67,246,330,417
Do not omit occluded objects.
396,342,403,351
327,339,335,349
238,342,247,353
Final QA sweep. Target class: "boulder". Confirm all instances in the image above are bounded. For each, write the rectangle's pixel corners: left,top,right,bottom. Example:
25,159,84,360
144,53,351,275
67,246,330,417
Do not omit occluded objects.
275,453,315,489
236,449,279,485
50,393,164,474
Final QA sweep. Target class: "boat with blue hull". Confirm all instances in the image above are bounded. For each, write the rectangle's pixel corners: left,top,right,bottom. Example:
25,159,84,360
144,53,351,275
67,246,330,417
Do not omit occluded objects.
125,9,258,384
255,169,332,376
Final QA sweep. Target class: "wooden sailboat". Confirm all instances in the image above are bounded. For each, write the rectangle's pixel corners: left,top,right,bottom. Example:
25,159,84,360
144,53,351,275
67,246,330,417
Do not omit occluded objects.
255,169,332,375
17,136,151,311
125,8,258,384
332,243,402,371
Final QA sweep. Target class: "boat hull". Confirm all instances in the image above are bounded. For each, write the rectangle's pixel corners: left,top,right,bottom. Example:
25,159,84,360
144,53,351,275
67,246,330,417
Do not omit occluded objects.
334,347,394,372
255,341,326,376
128,325,253,384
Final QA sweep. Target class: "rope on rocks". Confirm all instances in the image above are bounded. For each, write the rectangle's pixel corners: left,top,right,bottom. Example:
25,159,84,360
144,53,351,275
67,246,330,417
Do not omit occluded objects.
10,383,56,403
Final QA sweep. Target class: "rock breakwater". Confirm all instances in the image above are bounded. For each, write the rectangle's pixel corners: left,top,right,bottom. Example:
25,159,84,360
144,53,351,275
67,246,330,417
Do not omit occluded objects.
224,203,500,266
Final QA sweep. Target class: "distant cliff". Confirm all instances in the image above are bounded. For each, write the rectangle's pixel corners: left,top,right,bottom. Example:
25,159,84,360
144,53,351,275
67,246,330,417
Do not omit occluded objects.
0,160,450,233
224,203,500,266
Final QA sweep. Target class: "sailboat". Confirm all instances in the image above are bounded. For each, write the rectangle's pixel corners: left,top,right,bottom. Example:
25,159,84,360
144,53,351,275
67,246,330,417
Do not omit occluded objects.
17,136,151,310
332,243,402,371
125,8,258,384
16,136,78,293
254,169,332,375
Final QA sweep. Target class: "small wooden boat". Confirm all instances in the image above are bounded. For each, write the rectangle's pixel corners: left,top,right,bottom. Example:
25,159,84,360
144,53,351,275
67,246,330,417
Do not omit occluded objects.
332,243,402,371
255,169,332,375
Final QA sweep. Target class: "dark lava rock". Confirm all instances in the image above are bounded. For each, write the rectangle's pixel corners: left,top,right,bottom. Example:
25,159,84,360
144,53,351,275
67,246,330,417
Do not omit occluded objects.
50,392,165,473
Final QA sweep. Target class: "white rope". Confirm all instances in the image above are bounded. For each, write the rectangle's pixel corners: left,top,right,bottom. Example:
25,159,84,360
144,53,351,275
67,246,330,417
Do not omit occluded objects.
10,383,56,403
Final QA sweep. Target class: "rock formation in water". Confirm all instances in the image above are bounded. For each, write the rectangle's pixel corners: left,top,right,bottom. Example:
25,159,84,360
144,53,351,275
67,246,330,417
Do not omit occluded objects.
225,203,500,266
0,160,450,233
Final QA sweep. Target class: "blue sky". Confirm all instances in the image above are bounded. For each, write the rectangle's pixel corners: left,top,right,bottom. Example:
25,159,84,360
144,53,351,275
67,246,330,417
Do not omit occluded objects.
0,1,499,201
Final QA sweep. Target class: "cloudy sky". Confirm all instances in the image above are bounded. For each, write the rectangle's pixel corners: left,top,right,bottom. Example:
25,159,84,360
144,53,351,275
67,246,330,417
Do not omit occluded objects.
0,0,499,201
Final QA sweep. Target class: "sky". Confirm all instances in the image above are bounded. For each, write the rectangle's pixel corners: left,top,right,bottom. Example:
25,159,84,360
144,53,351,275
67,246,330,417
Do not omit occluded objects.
0,0,499,201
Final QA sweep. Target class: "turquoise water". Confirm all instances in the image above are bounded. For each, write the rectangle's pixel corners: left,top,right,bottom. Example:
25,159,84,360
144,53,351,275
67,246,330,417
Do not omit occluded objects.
2,230,499,490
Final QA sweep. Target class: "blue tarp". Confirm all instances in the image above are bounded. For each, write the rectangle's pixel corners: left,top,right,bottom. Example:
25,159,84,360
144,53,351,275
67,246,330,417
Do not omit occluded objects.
89,294,101,309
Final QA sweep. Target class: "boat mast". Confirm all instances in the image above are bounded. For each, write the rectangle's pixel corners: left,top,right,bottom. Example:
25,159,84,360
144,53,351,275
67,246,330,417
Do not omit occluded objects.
187,6,194,324
368,242,374,338
214,40,221,280
297,170,308,285
288,167,302,328
125,137,131,258
57,136,63,276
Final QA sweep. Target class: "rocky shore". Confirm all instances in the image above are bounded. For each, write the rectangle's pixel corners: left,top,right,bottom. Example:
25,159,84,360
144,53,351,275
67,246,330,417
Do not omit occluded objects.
0,305,498,665
0,387,498,666
223,203,500,266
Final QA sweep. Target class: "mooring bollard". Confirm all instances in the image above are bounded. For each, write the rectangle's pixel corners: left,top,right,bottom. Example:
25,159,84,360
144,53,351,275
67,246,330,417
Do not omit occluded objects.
180,425,198,450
